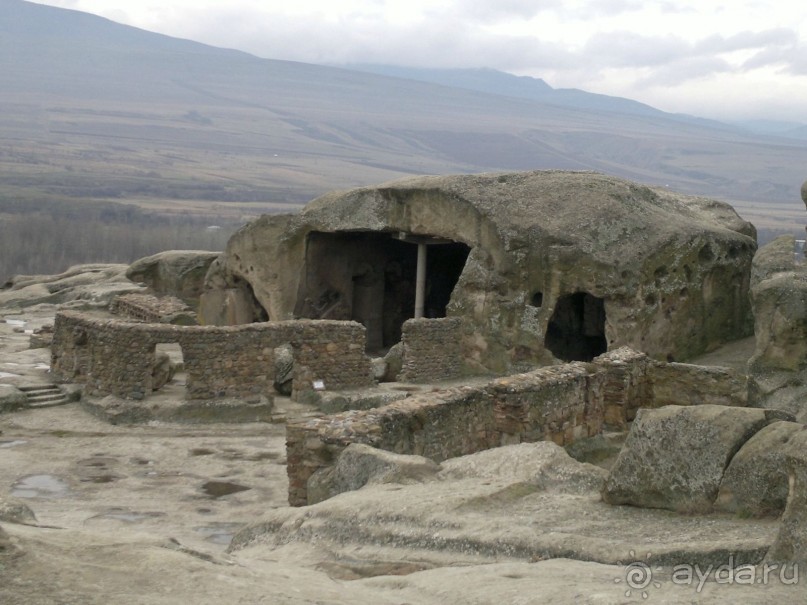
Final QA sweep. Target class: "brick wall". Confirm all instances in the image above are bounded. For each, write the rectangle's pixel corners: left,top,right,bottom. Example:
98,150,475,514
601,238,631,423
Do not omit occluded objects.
51,311,373,401
400,317,463,382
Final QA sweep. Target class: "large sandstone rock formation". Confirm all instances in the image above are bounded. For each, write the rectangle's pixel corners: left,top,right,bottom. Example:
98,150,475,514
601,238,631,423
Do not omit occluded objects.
126,250,219,301
201,171,755,373
747,234,807,419
0,264,140,308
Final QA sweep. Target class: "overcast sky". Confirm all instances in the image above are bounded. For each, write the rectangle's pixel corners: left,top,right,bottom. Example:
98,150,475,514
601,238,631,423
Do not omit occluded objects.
30,0,807,123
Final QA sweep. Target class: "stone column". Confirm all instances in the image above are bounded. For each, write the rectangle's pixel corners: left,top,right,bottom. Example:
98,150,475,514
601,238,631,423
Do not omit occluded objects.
415,243,427,319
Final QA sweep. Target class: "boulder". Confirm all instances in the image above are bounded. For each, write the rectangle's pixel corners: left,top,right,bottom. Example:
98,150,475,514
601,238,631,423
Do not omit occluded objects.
307,443,441,505
272,344,294,396
0,385,28,414
151,352,176,391
126,250,220,300
602,405,792,513
370,357,387,382
715,421,805,517
0,495,36,525
382,343,403,382
439,441,607,493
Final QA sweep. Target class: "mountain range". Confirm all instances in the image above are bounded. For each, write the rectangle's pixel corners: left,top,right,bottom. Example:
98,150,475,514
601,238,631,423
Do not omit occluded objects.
1,0,806,231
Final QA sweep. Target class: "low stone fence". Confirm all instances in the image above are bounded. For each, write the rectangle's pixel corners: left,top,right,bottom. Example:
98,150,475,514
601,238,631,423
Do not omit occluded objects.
51,311,373,401
286,347,748,506
399,317,463,382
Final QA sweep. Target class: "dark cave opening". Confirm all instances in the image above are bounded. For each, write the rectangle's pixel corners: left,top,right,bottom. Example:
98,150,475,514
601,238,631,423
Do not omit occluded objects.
298,231,470,353
544,292,607,362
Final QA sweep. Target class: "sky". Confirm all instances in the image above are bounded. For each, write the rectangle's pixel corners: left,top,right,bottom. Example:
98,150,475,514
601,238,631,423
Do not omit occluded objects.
29,0,807,124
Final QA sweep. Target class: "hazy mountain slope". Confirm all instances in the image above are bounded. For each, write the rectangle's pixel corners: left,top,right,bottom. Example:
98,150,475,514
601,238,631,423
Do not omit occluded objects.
1,0,806,218
346,64,688,121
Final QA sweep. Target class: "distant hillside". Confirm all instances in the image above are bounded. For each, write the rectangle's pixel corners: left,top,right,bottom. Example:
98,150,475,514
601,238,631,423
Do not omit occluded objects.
346,64,694,122
1,0,806,227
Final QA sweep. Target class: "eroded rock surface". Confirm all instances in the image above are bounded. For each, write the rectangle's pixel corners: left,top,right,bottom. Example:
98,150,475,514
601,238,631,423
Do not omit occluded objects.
0,264,140,309
307,443,442,504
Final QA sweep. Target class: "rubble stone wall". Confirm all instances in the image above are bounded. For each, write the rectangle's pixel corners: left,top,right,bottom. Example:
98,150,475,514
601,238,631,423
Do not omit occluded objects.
110,293,195,324
50,311,372,401
286,348,749,506
400,317,464,382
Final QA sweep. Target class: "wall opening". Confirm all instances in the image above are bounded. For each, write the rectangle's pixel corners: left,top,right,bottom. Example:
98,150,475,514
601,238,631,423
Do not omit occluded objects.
296,231,470,354
153,343,185,396
544,292,607,362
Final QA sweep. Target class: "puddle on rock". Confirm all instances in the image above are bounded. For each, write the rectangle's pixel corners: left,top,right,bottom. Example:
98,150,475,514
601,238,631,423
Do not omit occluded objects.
201,481,250,498
195,523,244,546
0,439,28,448
76,457,123,484
190,448,215,456
12,474,69,498
100,511,164,523
85,510,165,525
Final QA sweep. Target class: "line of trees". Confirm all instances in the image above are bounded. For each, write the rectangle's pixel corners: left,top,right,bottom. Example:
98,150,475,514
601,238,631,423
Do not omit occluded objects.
0,197,237,282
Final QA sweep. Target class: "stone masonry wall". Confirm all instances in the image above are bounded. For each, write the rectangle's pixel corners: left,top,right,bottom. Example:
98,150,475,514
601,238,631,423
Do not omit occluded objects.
595,348,653,429
399,317,463,382
287,362,607,506
51,311,372,401
286,349,749,506
110,293,195,325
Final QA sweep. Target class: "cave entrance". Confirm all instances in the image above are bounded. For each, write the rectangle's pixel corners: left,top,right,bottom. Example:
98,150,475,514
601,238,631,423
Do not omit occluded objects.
297,231,470,353
544,292,607,362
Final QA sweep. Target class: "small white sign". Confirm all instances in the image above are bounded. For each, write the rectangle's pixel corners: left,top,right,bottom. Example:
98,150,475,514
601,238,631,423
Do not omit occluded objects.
312,380,325,391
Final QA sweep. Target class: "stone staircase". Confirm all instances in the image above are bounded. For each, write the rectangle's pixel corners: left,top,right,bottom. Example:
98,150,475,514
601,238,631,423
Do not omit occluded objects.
18,384,69,409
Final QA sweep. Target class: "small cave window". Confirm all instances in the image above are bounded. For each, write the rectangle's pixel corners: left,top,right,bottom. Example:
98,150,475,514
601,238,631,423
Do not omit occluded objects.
544,292,607,362
530,291,544,308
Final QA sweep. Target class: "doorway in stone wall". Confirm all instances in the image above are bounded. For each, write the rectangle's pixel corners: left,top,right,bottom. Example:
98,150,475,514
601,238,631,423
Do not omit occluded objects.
153,343,185,396
544,292,607,362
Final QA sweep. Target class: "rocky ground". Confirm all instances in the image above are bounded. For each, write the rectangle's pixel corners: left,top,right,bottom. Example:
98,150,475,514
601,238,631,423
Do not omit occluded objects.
1,301,803,603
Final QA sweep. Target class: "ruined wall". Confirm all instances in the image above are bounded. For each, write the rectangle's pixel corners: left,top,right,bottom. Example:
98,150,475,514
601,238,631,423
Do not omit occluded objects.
399,317,463,382
51,311,372,401
286,348,749,506
491,363,604,445
110,293,195,325
596,348,653,428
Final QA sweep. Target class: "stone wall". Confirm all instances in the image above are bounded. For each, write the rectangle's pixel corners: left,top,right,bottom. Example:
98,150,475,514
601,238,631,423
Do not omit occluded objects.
51,311,373,401
110,293,195,325
596,348,653,428
286,348,749,506
399,317,463,382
